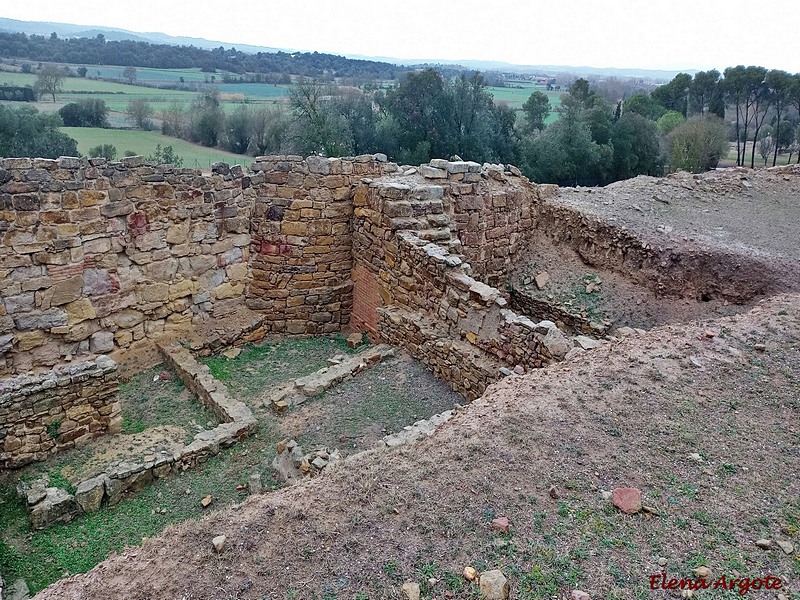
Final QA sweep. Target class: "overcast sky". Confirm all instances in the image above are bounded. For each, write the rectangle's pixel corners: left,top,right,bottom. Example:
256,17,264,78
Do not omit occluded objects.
3,0,798,73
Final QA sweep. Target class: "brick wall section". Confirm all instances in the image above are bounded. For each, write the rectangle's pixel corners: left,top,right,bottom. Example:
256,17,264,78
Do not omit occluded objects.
350,263,382,339
0,356,119,468
246,154,397,334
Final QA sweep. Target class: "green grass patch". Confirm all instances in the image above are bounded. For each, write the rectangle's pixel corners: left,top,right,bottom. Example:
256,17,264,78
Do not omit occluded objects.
119,366,216,433
202,335,356,400
60,127,249,169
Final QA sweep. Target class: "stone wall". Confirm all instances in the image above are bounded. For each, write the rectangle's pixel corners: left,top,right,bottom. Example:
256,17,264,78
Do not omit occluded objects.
350,169,579,398
0,153,578,469
0,356,118,469
246,154,396,334
0,156,254,378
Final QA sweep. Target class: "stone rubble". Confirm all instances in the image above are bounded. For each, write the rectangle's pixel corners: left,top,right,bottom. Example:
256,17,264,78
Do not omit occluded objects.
271,439,342,484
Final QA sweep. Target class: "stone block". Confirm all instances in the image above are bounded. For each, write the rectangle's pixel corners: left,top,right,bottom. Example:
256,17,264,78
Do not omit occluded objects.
75,475,108,513
90,331,115,353
65,298,97,325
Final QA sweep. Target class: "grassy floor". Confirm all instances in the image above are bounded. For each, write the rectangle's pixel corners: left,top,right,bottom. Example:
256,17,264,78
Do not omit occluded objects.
202,335,358,400
118,366,218,435
60,127,250,169
0,335,386,592
0,434,279,594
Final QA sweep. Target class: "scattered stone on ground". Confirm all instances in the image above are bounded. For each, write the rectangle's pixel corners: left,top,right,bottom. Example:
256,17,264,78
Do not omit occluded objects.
548,485,559,499
9,579,29,600
271,439,341,484
692,566,711,578
570,591,591,600
212,535,226,553
200,495,212,508
534,271,550,289
346,333,364,348
222,347,241,359
775,539,794,554
463,566,477,581
248,472,262,495
755,538,772,549
491,516,510,532
612,487,642,514
400,581,420,600
479,569,509,599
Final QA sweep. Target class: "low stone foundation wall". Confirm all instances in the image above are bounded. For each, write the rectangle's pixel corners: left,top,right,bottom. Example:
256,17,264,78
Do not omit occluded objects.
0,356,119,469
18,344,257,529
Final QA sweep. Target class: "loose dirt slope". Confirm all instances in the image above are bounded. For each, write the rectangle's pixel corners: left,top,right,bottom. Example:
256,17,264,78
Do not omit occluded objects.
36,292,800,599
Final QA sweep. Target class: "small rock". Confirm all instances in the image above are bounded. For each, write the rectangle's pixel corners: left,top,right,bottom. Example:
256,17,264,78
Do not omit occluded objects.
499,367,514,377
491,516,510,532
612,487,642,514
703,329,716,338
534,271,550,289
400,582,420,600
658,557,668,567
248,472,262,495
212,534,226,552
200,495,213,508
753,343,766,351
681,590,693,598
346,332,364,348
755,538,772,550
463,566,477,581
479,569,509,600
575,335,601,350
513,365,525,375
776,539,794,554
10,578,30,600
311,457,328,470
692,566,711,578
222,347,241,359
642,505,660,515
601,490,612,501
158,370,173,381
427,577,438,586
548,485,559,499
687,452,703,463
571,591,591,600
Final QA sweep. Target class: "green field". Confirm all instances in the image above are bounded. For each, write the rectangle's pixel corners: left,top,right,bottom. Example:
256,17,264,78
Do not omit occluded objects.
0,72,291,115
488,83,562,124
61,127,250,170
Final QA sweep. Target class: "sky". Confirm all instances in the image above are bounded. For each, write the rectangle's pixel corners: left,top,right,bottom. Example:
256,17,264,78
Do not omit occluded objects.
2,0,798,73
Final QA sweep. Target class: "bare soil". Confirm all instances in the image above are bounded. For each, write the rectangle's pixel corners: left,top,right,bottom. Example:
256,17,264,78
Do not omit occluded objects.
35,292,800,599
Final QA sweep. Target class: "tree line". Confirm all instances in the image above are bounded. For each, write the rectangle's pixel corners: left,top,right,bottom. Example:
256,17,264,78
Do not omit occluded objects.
0,31,405,79
132,66,797,186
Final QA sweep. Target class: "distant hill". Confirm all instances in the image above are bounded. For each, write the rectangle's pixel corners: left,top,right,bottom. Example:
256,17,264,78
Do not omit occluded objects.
0,17,687,82
0,26,406,80
0,17,287,54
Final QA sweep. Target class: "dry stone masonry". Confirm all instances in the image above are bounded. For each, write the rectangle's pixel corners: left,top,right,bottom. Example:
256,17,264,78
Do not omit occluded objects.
2,153,606,469
0,355,118,468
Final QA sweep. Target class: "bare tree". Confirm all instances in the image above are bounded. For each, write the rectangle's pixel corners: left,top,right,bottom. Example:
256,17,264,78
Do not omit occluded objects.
126,98,154,129
758,135,774,166
122,66,137,85
35,65,63,102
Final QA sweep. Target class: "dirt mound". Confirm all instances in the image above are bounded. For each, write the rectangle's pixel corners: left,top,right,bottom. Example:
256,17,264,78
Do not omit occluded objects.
36,293,800,599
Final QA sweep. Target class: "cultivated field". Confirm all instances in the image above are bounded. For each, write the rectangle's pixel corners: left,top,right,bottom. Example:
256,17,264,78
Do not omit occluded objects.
488,82,562,123
61,127,251,169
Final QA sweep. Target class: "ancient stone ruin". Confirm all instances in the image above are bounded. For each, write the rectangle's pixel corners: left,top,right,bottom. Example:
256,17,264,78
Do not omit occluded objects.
4,151,784,496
